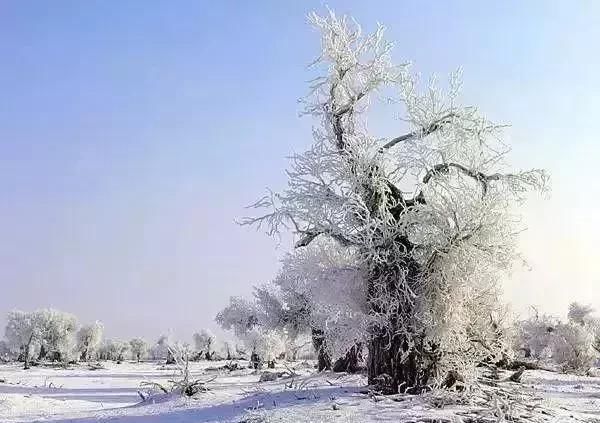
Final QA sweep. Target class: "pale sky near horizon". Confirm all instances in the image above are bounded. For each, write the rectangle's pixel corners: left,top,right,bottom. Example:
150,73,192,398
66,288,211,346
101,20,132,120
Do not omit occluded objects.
1,1,599,343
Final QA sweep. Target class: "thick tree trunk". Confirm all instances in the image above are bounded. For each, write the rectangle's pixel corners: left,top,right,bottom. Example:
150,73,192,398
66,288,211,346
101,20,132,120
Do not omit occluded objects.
333,343,362,373
38,345,47,361
313,328,363,373
166,350,176,365
311,328,332,371
366,255,433,394
23,333,34,370
367,331,425,394
250,350,261,369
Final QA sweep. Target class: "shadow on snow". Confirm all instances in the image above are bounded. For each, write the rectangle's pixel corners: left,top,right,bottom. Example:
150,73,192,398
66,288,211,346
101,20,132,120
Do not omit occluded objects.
46,385,366,423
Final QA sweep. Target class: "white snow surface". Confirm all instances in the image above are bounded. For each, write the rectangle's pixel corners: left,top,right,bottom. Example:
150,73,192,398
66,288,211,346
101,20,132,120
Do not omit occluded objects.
0,360,599,422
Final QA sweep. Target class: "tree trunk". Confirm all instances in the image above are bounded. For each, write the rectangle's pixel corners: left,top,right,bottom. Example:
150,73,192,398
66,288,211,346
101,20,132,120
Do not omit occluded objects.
250,350,261,369
311,328,332,371
23,333,34,370
312,328,363,373
51,351,62,362
366,255,434,394
38,344,47,361
333,343,362,373
368,332,411,393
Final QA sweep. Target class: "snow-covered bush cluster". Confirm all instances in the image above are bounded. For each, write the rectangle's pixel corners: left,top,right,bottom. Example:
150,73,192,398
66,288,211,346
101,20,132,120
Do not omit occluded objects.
514,302,600,373
2,309,231,368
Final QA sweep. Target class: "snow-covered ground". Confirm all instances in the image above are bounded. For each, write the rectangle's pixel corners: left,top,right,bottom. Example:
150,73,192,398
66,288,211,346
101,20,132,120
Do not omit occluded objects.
1,360,599,422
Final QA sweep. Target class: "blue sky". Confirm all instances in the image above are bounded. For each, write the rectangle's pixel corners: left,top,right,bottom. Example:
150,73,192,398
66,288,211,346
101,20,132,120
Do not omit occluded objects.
1,1,599,341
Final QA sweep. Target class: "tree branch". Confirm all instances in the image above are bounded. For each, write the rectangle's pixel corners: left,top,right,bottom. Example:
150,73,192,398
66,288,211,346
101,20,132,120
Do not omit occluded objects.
422,163,503,196
425,224,483,270
295,230,354,248
382,113,455,150
334,91,367,116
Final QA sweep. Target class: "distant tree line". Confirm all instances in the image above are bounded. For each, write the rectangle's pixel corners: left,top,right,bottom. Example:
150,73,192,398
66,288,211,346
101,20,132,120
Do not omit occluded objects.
0,308,273,369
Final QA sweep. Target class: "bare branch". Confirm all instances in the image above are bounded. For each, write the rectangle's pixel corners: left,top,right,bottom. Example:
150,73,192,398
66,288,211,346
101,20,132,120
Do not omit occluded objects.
382,113,456,150
295,229,354,249
422,162,499,195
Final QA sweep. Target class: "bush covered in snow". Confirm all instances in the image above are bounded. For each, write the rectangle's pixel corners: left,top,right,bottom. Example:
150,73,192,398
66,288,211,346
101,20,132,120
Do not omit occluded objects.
514,302,600,373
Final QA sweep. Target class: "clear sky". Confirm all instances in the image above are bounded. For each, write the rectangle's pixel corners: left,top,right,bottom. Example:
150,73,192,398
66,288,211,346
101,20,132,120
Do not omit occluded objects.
1,1,599,342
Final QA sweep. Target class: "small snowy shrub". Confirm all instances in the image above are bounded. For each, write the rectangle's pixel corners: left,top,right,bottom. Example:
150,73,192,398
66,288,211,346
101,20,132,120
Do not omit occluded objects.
514,303,600,373
140,343,215,398
551,322,596,373
514,311,558,360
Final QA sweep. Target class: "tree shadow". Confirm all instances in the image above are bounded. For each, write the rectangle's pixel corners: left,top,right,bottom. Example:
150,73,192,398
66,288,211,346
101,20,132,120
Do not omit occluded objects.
0,384,141,404
46,385,366,422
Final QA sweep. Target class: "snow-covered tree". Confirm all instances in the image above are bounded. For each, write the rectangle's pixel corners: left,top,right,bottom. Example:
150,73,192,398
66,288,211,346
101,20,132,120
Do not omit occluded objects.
5,308,79,368
274,237,366,370
234,343,247,359
284,333,314,361
217,242,366,371
216,297,261,339
149,335,166,360
98,340,113,361
561,302,600,371
149,334,176,363
33,309,78,362
244,328,285,369
551,322,596,373
221,341,233,360
216,298,287,367
98,339,130,362
514,304,600,373
0,340,11,362
170,341,193,362
4,310,37,368
242,11,547,393
129,338,148,362
568,302,595,327
77,321,104,362
114,340,130,362
514,309,558,360
193,329,215,360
